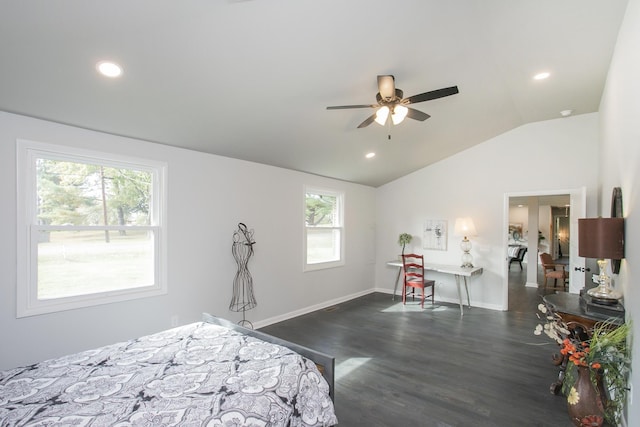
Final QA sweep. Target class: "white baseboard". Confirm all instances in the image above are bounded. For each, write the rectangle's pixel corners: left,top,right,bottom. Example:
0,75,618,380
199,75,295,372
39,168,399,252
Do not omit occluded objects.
252,289,372,329
525,282,539,288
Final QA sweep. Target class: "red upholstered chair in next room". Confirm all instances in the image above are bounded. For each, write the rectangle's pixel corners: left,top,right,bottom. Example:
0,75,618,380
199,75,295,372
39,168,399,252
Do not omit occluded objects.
540,252,568,290
401,254,436,308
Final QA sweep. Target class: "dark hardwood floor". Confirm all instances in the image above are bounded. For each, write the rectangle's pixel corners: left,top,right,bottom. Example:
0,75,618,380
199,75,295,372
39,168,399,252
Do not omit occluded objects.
260,263,573,426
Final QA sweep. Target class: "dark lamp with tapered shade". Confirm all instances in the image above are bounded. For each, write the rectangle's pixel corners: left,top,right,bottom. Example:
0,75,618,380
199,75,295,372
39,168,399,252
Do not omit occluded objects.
578,217,625,302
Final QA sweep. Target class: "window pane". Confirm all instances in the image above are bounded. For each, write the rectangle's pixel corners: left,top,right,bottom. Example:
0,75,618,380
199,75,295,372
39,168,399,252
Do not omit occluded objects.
305,193,338,227
306,228,340,264
36,159,151,226
37,230,154,299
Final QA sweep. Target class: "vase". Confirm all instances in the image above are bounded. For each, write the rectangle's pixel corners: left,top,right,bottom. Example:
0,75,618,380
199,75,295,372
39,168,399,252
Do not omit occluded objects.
566,366,604,427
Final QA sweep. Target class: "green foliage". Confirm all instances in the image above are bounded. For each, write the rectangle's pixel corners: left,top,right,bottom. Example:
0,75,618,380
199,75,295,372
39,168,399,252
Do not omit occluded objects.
588,321,631,426
36,159,151,228
305,193,336,226
398,233,412,254
538,305,630,427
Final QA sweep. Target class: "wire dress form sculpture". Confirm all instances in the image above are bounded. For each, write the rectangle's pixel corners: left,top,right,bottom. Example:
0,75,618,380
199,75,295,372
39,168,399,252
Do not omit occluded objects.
229,223,257,328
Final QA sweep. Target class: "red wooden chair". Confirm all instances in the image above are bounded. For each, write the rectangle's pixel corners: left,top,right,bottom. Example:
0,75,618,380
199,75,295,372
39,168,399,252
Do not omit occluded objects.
401,254,436,308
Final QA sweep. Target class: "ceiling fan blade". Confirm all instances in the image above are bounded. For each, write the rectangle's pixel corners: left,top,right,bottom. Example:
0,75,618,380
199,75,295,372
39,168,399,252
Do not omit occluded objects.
326,104,376,110
404,86,459,104
357,113,377,128
377,75,396,101
406,107,431,121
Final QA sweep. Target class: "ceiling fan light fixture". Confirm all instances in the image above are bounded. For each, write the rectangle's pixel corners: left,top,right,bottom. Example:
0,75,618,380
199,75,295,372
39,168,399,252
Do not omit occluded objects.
326,75,459,129
374,106,390,126
391,105,408,125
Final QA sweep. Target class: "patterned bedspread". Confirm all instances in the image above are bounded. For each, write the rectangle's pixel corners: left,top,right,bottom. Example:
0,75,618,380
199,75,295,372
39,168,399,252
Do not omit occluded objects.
0,322,337,426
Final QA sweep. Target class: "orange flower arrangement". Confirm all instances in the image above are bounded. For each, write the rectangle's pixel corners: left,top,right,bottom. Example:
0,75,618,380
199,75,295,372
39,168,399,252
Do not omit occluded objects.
559,338,601,370
536,303,630,426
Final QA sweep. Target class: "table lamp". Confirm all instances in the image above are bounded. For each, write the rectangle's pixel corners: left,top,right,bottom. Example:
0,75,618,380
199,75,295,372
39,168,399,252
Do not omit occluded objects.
454,217,477,268
578,217,625,303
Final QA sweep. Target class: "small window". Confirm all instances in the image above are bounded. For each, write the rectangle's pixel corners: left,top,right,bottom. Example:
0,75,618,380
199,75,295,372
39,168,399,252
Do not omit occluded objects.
17,139,167,317
304,187,344,271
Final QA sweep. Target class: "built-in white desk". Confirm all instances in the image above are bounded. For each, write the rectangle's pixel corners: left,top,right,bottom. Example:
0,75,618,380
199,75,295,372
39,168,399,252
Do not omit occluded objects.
386,260,483,316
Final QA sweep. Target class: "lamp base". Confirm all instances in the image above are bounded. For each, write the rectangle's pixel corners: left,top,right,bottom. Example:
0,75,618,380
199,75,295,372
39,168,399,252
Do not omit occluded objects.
460,252,474,268
580,293,625,317
587,286,621,304
460,238,474,268
586,258,621,303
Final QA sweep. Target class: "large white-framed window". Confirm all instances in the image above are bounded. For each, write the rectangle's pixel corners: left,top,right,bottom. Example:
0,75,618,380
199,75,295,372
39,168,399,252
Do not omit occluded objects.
16,139,168,317
304,186,344,271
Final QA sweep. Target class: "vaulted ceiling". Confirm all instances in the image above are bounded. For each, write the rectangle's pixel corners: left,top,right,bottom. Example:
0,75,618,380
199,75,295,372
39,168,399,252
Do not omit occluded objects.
0,0,629,187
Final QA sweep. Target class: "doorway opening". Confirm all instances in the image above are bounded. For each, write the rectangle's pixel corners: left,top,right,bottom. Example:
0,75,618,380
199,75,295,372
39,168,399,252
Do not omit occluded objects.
503,188,586,312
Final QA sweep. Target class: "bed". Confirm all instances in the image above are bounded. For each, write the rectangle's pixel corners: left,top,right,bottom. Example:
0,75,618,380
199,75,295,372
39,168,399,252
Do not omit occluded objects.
0,313,337,426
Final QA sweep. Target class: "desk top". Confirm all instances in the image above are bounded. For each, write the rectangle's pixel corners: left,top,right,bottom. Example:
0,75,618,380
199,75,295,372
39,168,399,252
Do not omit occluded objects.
386,260,483,277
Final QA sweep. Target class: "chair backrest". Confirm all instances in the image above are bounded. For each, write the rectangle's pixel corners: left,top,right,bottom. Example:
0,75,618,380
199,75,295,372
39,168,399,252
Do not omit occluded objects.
539,252,554,268
517,247,527,260
401,253,424,282
507,246,520,257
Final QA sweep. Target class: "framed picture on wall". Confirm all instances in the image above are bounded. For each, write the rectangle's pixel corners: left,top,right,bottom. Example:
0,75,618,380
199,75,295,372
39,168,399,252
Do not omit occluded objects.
423,219,448,251
509,223,523,241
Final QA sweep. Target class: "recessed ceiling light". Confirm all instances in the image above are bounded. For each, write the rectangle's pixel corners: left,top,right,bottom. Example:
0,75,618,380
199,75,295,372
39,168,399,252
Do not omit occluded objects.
365,152,376,159
533,72,550,80
96,61,123,78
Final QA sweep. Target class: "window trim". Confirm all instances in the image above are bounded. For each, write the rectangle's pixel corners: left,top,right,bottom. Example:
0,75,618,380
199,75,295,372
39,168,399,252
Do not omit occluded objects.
16,139,168,317
303,185,345,272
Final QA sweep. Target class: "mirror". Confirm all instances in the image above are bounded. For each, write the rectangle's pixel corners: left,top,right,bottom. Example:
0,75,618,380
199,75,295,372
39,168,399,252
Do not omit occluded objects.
610,187,623,274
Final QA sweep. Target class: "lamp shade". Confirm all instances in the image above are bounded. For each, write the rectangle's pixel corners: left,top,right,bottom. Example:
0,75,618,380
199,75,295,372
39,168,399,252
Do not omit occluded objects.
374,106,389,126
578,218,624,259
454,217,477,237
391,105,408,125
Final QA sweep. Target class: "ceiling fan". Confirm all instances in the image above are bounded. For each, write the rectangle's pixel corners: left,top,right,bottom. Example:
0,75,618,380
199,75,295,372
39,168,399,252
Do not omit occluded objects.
326,75,459,129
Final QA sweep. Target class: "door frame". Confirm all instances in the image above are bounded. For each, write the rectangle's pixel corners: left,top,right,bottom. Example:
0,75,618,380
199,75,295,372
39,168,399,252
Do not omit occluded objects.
502,187,586,310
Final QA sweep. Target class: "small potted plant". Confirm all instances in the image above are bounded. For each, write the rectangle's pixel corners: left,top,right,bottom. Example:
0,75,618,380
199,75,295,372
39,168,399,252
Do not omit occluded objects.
398,233,413,256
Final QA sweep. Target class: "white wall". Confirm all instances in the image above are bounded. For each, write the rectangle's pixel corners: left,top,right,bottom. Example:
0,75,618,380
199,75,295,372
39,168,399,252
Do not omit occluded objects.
0,111,376,370
375,113,600,310
598,0,640,421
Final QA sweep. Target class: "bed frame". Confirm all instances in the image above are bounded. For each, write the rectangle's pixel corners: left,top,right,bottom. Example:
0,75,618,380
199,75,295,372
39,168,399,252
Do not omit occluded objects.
202,313,335,401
